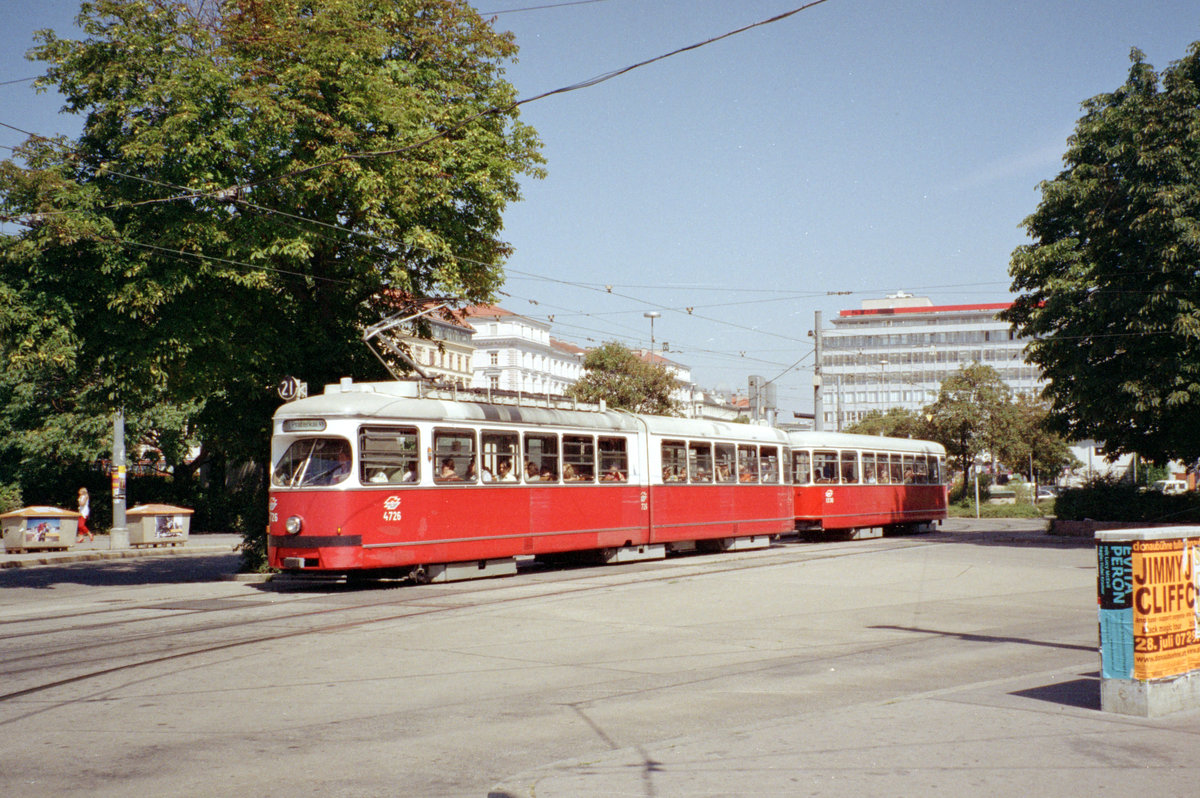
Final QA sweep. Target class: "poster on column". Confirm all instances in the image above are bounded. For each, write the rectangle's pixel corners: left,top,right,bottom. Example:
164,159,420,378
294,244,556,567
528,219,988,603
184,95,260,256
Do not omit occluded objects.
1131,539,1200,680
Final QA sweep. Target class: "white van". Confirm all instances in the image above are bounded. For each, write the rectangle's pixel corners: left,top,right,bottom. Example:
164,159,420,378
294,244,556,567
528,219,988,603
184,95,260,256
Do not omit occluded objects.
1151,479,1189,495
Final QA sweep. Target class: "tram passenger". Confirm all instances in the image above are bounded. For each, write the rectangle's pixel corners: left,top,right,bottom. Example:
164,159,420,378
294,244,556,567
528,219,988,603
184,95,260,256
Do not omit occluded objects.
496,458,517,482
367,468,389,483
602,464,625,482
401,462,418,482
562,463,579,481
540,466,557,481
525,461,541,481
439,458,462,481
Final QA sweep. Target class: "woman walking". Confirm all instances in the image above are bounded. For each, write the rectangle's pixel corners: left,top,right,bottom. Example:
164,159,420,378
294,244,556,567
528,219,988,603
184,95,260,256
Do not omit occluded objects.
76,487,94,543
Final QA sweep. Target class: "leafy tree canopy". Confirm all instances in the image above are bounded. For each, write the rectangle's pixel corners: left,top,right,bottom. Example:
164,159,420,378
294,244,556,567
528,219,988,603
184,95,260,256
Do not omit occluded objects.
923,363,1014,479
1005,42,1200,464
566,342,681,416
0,0,543,497
845,407,929,439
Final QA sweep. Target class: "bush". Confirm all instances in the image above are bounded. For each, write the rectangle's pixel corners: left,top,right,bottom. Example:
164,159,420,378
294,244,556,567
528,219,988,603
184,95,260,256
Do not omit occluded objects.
0,482,22,514
1053,481,1200,523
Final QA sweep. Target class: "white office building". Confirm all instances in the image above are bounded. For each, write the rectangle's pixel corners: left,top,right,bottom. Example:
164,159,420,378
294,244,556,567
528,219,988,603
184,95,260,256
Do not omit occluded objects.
819,293,1043,430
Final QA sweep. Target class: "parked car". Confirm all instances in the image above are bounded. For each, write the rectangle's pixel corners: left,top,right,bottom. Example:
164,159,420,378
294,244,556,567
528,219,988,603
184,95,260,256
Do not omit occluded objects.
1149,479,1189,495
1036,486,1058,501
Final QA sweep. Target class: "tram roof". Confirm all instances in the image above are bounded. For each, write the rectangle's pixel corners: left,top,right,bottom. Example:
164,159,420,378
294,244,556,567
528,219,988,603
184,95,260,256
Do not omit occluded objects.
273,379,790,442
785,429,946,455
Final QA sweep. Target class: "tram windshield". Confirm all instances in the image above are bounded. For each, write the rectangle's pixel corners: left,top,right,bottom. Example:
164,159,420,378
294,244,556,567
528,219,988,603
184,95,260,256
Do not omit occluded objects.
272,438,353,487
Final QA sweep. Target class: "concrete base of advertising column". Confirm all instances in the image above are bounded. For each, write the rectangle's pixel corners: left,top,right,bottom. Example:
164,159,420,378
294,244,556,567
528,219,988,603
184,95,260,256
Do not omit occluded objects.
1101,672,1200,717
109,526,129,549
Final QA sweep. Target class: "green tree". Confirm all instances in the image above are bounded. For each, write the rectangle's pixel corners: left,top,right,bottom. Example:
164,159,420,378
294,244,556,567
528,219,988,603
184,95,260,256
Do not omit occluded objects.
1005,43,1200,464
923,363,1014,480
0,1,543,536
566,342,681,415
998,394,1078,485
845,407,929,439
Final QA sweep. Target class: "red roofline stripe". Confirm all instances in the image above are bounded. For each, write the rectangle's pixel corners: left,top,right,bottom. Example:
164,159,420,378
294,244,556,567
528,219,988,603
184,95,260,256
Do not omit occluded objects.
839,302,1012,317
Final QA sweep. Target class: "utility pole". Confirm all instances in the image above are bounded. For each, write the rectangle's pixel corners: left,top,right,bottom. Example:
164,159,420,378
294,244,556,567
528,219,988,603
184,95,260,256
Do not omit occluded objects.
813,310,824,431
110,410,128,549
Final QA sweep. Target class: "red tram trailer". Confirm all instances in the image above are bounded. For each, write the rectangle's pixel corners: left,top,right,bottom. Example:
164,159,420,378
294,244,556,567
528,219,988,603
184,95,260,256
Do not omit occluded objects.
786,430,948,539
268,379,793,581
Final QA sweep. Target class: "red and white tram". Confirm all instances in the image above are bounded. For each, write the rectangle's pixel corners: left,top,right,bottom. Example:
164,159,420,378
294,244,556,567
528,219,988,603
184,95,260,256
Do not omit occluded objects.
787,431,948,538
268,379,793,581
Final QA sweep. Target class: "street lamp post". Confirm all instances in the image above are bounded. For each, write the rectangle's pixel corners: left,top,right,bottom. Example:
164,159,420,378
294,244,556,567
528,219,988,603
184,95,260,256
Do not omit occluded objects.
643,311,661,355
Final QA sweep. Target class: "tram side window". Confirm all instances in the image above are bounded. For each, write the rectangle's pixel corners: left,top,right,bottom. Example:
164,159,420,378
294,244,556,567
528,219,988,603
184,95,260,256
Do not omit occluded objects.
738,445,759,483
890,454,904,485
874,452,890,484
813,450,838,483
862,453,877,484
792,450,811,485
599,436,628,482
782,447,793,484
930,457,942,485
434,429,476,483
715,443,737,483
760,446,780,483
273,437,352,487
563,435,595,482
913,455,928,484
359,426,419,485
662,440,687,482
689,442,713,483
840,451,859,484
524,433,560,482
902,455,915,483
482,430,519,483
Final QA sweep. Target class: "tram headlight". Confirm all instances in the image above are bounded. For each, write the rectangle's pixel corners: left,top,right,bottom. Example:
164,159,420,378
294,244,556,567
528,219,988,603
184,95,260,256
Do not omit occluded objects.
284,515,303,535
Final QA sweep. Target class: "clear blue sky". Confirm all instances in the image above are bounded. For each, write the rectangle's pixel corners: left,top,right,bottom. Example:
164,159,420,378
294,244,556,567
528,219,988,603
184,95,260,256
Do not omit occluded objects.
3,1,1200,414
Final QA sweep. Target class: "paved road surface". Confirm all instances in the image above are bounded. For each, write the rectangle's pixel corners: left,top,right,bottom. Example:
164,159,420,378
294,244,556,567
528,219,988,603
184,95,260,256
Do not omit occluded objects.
1,520,1196,797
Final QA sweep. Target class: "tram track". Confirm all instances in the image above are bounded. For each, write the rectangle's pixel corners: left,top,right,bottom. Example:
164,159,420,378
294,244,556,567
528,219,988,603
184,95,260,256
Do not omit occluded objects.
0,535,928,704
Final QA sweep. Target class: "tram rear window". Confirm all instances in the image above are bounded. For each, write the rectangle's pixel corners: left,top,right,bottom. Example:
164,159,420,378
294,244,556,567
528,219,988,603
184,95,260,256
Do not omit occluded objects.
524,433,559,482
689,442,713,483
481,431,518,482
737,445,758,483
840,451,859,484
272,438,351,487
662,441,687,482
813,451,838,483
760,446,779,483
715,444,736,483
359,426,419,485
599,437,628,482
563,435,594,482
434,429,476,483
792,450,811,484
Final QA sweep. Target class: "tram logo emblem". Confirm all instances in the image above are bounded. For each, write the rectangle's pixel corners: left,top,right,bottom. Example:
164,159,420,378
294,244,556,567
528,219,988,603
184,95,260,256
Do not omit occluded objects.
824,488,834,504
384,495,402,510
269,497,278,511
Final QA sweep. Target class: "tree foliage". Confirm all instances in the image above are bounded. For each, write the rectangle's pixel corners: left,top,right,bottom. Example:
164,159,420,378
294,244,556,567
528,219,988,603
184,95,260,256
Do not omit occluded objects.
1005,42,1200,464
845,407,929,439
923,363,1014,479
566,342,681,416
0,1,543,521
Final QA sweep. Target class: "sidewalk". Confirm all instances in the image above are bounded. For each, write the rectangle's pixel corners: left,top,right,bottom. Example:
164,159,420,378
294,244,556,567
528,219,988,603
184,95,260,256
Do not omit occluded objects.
1,532,244,569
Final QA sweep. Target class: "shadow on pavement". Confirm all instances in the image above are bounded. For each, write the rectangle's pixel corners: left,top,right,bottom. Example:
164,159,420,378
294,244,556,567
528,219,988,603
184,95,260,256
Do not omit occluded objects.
0,553,242,588
1011,675,1101,711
